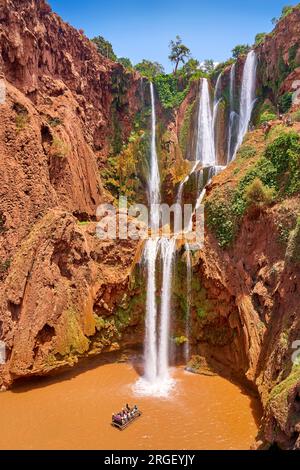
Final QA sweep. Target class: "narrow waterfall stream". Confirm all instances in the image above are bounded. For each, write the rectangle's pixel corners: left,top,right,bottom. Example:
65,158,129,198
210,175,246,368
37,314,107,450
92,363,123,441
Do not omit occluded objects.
233,50,257,157
227,63,238,163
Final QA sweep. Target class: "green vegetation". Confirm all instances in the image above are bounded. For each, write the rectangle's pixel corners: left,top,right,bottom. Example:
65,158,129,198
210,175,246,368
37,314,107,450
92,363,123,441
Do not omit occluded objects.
0,258,11,276
278,92,293,113
180,58,200,77
237,145,257,159
134,60,165,79
169,35,191,73
91,35,117,61
179,103,195,154
51,135,70,159
259,111,277,124
201,59,215,74
153,74,189,110
271,5,296,26
173,336,188,346
244,178,275,208
118,57,133,69
232,44,251,59
255,33,267,46
291,110,300,122
269,365,300,402
206,131,300,248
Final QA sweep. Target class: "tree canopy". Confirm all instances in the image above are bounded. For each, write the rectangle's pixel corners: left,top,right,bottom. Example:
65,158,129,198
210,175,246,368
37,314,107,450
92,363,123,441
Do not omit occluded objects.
201,59,216,74
118,57,133,69
169,36,191,73
91,36,117,61
134,60,165,79
232,44,251,59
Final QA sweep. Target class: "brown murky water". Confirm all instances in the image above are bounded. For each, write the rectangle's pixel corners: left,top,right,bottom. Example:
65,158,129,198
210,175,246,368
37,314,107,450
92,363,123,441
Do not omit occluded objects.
0,360,261,450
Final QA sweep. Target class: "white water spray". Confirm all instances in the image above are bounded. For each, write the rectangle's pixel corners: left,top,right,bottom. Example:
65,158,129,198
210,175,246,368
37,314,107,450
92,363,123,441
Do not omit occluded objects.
158,238,177,379
196,78,215,166
227,63,236,163
233,50,257,157
184,244,192,363
149,82,161,231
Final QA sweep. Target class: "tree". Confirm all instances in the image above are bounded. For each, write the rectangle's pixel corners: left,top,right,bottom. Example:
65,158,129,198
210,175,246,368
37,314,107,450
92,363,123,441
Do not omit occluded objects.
169,36,191,73
232,44,251,59
118,57,133,69
281,5,293,18
271,17,278,26
134,60,165,79
91,36,117,61
255,33,266,46
201,59,216,74
180,58,200,77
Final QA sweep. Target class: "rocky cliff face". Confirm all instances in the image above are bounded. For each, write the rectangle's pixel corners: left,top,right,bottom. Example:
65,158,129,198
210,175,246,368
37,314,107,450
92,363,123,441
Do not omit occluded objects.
0,0,145,387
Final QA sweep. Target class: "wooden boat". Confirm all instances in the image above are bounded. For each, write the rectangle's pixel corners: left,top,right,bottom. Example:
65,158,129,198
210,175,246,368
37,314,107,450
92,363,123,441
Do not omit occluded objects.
111,410,142,430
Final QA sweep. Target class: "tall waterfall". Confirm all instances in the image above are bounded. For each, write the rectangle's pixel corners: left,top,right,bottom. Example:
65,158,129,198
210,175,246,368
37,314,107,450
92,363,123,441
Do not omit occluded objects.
233,50,257,157
136,83,175,396
196,78,215,166
149,82,161,231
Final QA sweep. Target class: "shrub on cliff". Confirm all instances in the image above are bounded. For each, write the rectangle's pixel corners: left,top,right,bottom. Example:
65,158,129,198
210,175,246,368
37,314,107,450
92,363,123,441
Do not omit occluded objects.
265,131,300,195
258,112,277,124
153,74,189,109
255,33,267,46
232,44,251,59
244,178,275,208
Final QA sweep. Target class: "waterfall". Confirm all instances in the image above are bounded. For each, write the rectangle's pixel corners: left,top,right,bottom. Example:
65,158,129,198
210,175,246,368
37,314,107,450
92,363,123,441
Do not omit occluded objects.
149,82,161,231
143,239,159,383
158,238,176,379
184,244,192,363
196,78,215,166
212,74,222,162
233,50,257,158
136,83,175,397
227,63,237,163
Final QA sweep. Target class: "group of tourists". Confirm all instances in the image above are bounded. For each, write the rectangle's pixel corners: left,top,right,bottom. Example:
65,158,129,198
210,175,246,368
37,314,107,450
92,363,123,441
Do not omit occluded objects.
112,404,139,426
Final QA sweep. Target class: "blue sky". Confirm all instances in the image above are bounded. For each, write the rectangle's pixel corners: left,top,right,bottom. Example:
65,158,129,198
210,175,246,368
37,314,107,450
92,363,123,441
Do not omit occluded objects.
48,0,298,72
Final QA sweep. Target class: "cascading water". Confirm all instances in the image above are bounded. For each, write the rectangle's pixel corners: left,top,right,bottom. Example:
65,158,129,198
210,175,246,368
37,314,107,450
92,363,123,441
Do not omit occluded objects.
138,55,257,392
157,238,177,379
227,63,238,163
196,78,215,166
149,82,161,231
212,74,222,158
136,83,175,397
184,244,192,363
233,50,257,158
143,239,159,383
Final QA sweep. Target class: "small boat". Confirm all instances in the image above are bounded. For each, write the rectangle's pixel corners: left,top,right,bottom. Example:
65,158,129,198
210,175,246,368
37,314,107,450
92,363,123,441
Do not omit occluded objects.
111,408,142,431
